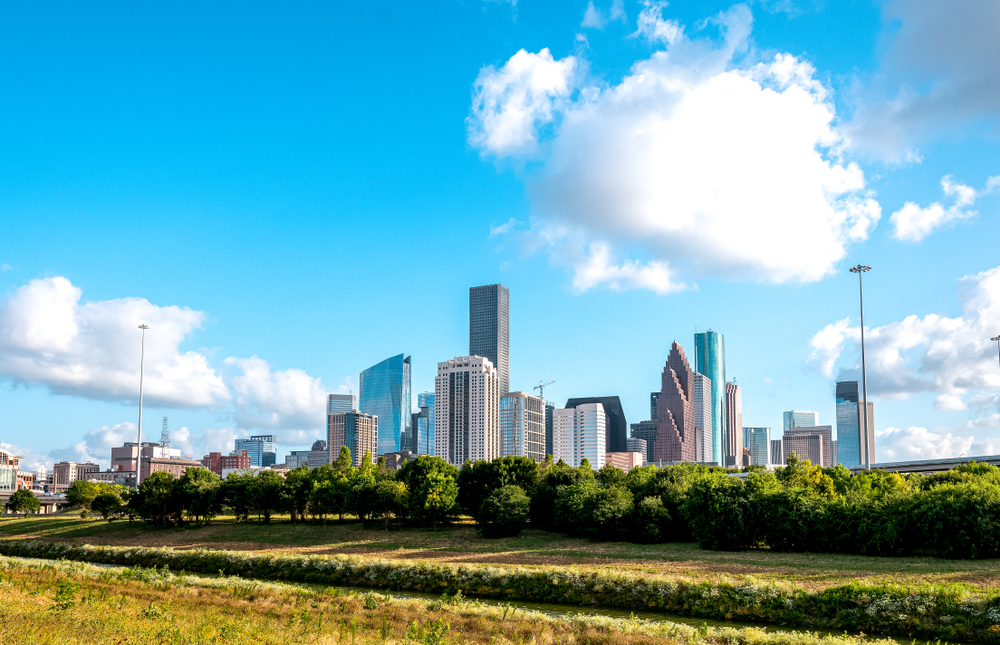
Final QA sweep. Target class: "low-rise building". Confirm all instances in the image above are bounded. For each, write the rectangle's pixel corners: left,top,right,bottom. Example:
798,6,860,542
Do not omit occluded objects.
382,451,414,471
143,456,204,480
202,450,251,477
605,452,643,472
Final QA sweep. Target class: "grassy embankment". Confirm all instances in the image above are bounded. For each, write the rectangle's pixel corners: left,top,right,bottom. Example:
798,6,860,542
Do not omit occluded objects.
0,555,897,645
3,514,1000,592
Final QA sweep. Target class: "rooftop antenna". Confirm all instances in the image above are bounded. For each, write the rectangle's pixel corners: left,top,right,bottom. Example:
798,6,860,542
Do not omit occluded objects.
160,417,170,447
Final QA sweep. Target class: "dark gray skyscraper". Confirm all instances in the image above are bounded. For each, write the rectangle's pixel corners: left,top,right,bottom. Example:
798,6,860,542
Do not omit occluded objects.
470,284,510,394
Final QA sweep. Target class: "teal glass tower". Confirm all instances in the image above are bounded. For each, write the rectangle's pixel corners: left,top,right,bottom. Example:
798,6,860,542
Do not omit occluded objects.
359,354,411,456
694,331,726,465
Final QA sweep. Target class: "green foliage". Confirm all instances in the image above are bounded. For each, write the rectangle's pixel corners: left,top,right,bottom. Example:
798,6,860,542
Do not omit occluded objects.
684,472,774,550
911,481,1000,558
529,459,580,530
633,495,671,543
476,485,530,538
129,472,181,526
91,493,124,521
64,480,127,512
220,472,256,523
5,488,41,515
397,456,458,527
457,456,540,519
282,466,313,522
176,468,222,523
420,470,458,530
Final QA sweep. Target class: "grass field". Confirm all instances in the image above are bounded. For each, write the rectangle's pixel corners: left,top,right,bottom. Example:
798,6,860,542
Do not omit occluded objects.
3,514,999,592
0,555,900,645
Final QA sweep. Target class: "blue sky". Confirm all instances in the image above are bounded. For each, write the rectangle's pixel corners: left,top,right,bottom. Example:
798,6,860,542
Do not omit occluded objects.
2,0,999,469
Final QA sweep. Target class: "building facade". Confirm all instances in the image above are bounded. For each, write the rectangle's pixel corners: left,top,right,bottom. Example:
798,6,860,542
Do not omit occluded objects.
327,394,357,415
725,382,744,467
327,412,379,467
564,396,628,453
836,381,875,468
110,442,179,473
234,435,277,468
693,331,726,466
469,284,510,395
626,437,647,464
783,434,824,466
743,427,771,466
545,401,555,458
785,426,833,467
359,353,411,456
770,439,784,466
692,372,712,463
203,450,252,477
553,403,606,468
142,457,203,480
783,410,819,432
434,356,500,465
307,440,329,468
606,451,643,472
654,342,698,463
0,448,20,492
630,420,658,464
499,391,546,461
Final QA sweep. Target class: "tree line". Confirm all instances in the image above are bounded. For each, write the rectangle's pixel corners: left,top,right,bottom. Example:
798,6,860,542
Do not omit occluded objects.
58,449,1000,558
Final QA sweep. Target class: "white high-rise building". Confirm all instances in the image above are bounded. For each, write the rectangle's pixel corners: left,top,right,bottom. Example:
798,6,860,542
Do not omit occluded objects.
692,372,712,464
434,356,500,464
499,391,546,462
553,402,606,469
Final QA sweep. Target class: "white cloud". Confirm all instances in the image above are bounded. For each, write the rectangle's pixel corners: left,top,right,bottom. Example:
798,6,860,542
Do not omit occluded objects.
48,422,136,468
489,217,520,237
847,1,1000,160
807,265,1000,410
1,264,11,272
582,1,605,29
225,356,340,433
0,277,229,408
890,174,996,242
876,426,1000,461
468,48,578,157
469,5,881,293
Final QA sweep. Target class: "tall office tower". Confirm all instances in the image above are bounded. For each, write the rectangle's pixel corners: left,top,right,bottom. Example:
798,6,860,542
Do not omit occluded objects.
417,392,435,455
770,439,784,466
328,394,357,415
630,420,657,464
783,433,824,466
469,284,510,394
692,373,712,463
649,392,660,422
694,331,726,465
307,440,329,468
327,412,378,468
743,427,771,466
725,382,743,467
783,410,818,432
626,438,648,464
235,435,277,467
435,356,500,465
785,425,833,467
359,354,411,456
499,392,546,461
553,403,607,468
654,342,697,463
545,401,555,458
836,381,875,468
564,396,628,452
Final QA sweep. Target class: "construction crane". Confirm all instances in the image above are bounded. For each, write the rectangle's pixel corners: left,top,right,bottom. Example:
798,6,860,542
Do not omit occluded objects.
533,380,555,401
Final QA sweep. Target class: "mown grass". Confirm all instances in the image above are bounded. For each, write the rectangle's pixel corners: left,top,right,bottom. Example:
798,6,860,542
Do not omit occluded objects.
0,556,902,645
4,514,1000,591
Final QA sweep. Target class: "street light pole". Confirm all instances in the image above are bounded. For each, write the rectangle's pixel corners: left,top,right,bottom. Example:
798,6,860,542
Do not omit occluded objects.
850,265,872,469
135,324,150,488
992,335,1000,372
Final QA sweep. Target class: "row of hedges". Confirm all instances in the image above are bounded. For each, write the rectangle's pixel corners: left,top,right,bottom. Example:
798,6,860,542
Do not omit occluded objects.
3,540,1000,643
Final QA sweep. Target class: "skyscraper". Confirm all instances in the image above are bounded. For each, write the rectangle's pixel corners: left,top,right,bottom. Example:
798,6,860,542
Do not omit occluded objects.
327,412,378,468
499,391,546,461
743,427,770,466
770,439,784,466
629,420,657,463
235,435,277,468
692,372,712,463
725,382,743,467
783,410,819,432
409,392,435,456
328,394,357,415
654,342,697,463
359,354,411,456
836,381,875,468
785,425,833,467
435,356,500,464
564,396,628,452
649,392,660,422
545,401,555,458
553,402,606,468
694,331,726,465
469,284,510,394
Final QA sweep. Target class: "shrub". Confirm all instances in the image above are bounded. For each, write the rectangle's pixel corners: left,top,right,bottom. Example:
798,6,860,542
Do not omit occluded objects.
476,485,530,538
397,456,459,527
911,481,1000,558
91,493,124,521
530,460,580,530
586,485,633,541
633,495,671,543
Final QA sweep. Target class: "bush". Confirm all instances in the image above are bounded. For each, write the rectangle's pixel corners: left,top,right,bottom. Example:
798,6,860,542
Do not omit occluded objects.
91,493,124,521
911,481,1000,558
476,485,530,538
633,495,671,543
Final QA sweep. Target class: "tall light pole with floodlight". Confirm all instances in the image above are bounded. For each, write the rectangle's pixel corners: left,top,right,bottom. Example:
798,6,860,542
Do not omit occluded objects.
135,324,149,487
850,265,872,470
992,335,1000,371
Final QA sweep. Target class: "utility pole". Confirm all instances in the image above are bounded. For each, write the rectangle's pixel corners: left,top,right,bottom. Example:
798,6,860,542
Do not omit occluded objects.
135,324,149,487
849,265,872,470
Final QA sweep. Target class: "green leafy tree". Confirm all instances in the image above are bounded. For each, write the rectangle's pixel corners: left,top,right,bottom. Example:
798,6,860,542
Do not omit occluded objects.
683,471,777,550
177,467,222,523
421,470,458,531
282,466,314,522
91,492,124,521
633,496,671,543
458,456,540,519
529,459,580,530
221,472,256,523
351,451,380,527
596,464,627,488
586,485,634,541
910,481,1000,558
334,445,353,471
253,470,285,523
397,455,459,526
777,453,836,497
64,480,101,511
129,472,181,525
5,488,40,516
553,478,600,537
477,485,530,538
375,479,409,531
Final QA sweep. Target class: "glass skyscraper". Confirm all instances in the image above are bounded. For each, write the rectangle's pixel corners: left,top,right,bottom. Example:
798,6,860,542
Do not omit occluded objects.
417,392,435,455
836,381,874,468
470,284,510,394
235,435,276,467
783,410,819,432
743,427,771,466
359,354,411,456
694,331,726,465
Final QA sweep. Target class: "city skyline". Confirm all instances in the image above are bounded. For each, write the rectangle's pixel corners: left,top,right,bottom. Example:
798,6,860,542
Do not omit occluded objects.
3,2,1000,468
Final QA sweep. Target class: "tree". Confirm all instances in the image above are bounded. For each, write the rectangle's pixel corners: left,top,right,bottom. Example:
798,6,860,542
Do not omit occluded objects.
421,470,458,531
177,467,222,523
253,470,285,523
221,472,256,523
65,481,101,511
596,464,627,488
5,489,40,516
334,445,353,471
530,460,581,530
130,472,181,525
282,466,314,522
633,496,671,543
351,451,380,527
397,455,459,526
91,493,124,521
586,486,634,541
375,480,409,531
458,456,541,519
476,485,530,538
